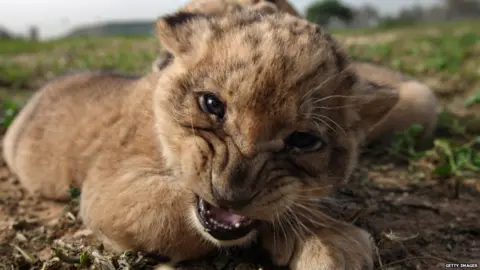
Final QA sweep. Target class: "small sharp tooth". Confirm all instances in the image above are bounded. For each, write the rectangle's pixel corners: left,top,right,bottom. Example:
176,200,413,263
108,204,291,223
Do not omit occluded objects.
210,219,221,228
206,210,210,214
234,223,240,228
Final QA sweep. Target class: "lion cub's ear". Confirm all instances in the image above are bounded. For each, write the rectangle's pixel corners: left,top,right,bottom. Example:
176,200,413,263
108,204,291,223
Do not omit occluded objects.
236,0,299,16
350,77,400,141
155,12,211,64
249,1,279,14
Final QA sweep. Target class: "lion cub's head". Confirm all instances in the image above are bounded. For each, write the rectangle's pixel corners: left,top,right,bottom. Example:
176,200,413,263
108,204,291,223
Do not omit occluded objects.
152,11,398,245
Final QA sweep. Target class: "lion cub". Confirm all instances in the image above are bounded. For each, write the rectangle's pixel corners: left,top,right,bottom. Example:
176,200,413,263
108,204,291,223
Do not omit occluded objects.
153,0,438,143
3,10,398,269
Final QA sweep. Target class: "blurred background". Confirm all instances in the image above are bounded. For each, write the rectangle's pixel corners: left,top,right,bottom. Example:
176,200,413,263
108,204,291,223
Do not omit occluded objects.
1,0,480,40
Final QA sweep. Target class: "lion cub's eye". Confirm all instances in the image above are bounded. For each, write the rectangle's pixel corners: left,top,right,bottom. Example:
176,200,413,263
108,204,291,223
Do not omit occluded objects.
284,132,325,152
198,93,226,120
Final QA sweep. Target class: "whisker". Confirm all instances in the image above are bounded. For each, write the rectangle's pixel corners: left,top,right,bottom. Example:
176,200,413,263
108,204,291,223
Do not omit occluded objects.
284,206,306,241
291,200,336,227
299,70,346,110
295,185,334,192
281,198,370,251
276,212,291,257
312,117,337,134
311,94,365,105
293,201,371,250
293,215,315,238
311,118,332,137
312,103,360,110
272,212,280,255
311,114,347,136
293,197,345,208
286,205,315,238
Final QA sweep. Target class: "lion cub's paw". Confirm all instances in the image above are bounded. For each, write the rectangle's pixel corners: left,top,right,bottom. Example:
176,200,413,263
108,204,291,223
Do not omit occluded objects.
155,264,176,270
290,226,374,270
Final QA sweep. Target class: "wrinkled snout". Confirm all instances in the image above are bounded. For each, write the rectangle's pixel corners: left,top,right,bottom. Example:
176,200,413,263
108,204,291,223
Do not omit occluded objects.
211,158,260,210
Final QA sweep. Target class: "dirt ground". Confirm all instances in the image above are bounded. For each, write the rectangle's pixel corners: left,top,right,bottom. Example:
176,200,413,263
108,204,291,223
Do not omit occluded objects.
0,133,479,269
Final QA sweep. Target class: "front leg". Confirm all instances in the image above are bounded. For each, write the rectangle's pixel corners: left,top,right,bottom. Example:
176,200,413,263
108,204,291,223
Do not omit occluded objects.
79,156,216,263
289,223,374,270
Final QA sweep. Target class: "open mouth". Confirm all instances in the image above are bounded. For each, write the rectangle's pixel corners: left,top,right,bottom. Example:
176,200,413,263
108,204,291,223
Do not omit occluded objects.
195,196,258,241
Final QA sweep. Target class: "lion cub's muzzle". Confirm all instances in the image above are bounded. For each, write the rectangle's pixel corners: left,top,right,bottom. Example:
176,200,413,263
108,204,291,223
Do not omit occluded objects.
195,195,259,241
194,144,274,240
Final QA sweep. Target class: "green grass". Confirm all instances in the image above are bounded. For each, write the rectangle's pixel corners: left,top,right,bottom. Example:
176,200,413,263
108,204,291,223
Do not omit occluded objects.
0,98,22,131
465,90,480,107
0,35,153,55
0,39,57,55
343,28,480,76
0,61,33,88
331,18,480,36
0,36,158,89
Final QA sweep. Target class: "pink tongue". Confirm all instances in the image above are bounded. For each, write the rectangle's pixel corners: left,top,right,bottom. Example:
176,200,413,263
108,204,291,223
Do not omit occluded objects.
210,205,250,225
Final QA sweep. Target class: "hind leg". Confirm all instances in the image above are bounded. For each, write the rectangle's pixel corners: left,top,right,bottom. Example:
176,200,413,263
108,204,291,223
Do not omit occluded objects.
2,91,71,201
2,91,43,175
11,144,72,201
366,81,437,142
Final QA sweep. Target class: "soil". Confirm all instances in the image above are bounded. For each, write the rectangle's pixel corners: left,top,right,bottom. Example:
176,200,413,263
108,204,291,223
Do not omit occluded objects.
0,135,479,270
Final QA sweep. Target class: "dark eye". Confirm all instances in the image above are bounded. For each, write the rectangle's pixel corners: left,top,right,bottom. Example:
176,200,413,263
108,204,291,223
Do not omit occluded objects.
285,132,325,152
198,93,225,119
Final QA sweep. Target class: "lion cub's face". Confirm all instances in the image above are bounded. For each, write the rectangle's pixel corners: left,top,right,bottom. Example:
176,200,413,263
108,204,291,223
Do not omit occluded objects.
153,11,397,245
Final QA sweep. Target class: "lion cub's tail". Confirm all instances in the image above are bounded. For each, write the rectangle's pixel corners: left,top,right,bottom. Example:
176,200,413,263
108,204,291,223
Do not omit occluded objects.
2,90,43,175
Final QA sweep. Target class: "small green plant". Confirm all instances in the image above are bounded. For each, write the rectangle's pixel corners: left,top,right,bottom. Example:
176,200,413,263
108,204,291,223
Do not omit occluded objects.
68,186,81,200
435,110,468,137
427,137,480,198
388,124,426,161
465,90,480,107
431,138,480,177
387,115,479,198
0,99,22,129
79,251,92,266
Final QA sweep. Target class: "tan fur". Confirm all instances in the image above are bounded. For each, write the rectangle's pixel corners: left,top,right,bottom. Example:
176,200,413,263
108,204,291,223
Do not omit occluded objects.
3,11,400,269
350,62,438,141
152,0,437,142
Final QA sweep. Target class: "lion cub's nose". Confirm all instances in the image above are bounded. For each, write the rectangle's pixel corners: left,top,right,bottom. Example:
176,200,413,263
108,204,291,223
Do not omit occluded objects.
212,185,253,210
